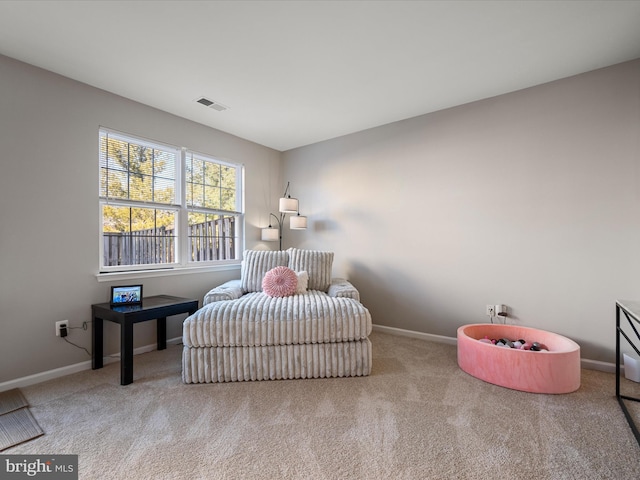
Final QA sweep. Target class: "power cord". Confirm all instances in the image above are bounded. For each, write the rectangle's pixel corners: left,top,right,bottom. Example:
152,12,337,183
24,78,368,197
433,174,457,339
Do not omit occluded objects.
68,321,90,332
63,337,91,357
63,320,92,357
62,320,165,360
63,320,120,359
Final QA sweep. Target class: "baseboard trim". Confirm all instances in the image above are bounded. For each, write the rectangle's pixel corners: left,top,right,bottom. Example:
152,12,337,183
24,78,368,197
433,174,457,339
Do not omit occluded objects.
0,328,620,392
372,324,458,346
580,358,617,374
0,337,182,392
372,324,617,373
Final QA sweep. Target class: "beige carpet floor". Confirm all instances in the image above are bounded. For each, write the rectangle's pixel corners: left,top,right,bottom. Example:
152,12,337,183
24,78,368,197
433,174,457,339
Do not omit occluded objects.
5,331,640,479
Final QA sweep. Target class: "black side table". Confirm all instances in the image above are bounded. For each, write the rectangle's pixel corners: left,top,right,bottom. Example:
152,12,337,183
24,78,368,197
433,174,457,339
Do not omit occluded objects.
92,295,198,385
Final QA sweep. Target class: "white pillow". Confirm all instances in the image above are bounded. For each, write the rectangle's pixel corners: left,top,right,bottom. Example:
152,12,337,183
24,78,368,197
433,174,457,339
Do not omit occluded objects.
295,271,309,294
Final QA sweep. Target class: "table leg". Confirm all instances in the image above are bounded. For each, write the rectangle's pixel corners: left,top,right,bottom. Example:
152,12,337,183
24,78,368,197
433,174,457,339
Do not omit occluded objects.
92,316,103,370
121,320,134,385
157,317,167,350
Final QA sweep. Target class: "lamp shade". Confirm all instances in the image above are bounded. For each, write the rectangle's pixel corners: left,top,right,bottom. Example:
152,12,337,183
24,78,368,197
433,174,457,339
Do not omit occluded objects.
261,227,279,241
290,214,307,230
279,197,299,213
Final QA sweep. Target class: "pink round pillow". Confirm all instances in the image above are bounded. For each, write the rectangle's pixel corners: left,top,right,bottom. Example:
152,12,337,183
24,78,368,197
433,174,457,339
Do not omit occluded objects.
262,266,298,297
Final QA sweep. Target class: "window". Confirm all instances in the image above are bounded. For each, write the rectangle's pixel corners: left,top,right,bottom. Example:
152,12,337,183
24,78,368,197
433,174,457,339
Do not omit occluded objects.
99,128,243,272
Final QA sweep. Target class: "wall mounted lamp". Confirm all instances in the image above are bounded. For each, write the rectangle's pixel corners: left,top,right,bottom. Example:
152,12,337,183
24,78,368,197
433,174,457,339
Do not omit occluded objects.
261,182,307,250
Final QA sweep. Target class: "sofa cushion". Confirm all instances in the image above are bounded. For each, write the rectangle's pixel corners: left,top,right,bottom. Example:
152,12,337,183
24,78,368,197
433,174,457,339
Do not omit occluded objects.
203,279,244,305
241,250,289,293
262,266,298,297
183,290,372,348
327,278,360,301
287,248,334,292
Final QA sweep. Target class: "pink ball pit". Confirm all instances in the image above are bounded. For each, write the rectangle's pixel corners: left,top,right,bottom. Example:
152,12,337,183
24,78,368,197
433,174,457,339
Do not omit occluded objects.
457,324,581,394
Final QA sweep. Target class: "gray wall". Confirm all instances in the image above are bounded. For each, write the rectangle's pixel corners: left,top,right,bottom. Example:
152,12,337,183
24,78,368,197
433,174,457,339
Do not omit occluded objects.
2,52,639,385
283,59,640,363
0,55,281,383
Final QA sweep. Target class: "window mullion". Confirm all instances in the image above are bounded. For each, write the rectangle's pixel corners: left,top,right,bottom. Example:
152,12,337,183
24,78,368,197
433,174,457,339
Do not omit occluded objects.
127,142,131,200
178,148,189,267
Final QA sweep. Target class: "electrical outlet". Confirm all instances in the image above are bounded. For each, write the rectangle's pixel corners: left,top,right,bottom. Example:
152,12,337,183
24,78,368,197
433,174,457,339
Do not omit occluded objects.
486,305,495,317
55,320,69,337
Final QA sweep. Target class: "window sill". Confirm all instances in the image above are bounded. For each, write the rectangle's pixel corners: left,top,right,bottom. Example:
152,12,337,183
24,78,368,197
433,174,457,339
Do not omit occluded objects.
96,263,241,283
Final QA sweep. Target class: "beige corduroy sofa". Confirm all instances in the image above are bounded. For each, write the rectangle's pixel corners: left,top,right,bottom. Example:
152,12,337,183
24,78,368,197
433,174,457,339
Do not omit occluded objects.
182,248,372,383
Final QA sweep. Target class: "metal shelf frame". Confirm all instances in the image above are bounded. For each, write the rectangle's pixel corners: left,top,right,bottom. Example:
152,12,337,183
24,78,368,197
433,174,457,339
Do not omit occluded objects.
615,300,640,446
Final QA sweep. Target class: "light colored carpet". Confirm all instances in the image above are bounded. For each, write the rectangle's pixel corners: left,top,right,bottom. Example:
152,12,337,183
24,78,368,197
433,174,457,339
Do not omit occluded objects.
5,331,640,479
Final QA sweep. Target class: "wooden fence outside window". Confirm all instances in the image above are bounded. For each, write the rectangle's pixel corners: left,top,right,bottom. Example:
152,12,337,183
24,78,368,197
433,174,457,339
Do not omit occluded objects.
103,217,235,266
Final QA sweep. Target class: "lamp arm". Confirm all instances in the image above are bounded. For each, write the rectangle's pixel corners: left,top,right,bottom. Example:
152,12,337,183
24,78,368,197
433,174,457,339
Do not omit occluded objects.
269,212,282,228
264,181,301,250
268,212,284,250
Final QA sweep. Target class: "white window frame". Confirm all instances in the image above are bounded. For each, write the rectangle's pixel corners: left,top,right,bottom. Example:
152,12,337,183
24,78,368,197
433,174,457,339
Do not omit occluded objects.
98,127,244,275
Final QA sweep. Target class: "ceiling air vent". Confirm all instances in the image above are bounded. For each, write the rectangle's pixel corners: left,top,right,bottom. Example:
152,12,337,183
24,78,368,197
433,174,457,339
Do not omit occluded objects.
196,97,229,112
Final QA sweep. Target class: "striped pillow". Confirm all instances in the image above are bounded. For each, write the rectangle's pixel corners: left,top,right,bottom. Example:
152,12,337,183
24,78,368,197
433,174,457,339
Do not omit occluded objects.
287,248,334,292
241,250,289,293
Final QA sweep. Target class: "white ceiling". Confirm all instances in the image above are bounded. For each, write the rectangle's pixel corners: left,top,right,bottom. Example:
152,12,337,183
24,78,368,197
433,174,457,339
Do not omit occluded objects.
1,1,639,152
